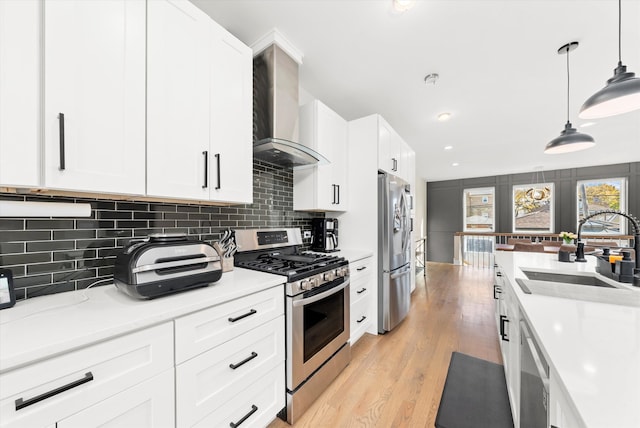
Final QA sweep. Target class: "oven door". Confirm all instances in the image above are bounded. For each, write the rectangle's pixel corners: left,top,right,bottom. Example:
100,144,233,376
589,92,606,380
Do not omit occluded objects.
287,277,350,390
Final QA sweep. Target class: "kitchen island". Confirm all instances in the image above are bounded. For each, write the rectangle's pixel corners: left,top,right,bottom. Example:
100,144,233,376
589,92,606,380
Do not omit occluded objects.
495,252,640,428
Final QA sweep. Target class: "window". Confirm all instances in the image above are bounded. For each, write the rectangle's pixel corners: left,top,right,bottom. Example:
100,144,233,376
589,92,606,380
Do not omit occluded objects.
577,178,627,234
513,183,554,233
463,187,495,232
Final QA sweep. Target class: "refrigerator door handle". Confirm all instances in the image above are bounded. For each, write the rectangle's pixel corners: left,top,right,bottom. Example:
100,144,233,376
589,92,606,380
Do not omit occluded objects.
390,265,412,279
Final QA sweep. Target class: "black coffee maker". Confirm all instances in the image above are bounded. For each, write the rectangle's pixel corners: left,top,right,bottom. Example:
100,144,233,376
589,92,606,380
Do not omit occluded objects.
311,218,339,252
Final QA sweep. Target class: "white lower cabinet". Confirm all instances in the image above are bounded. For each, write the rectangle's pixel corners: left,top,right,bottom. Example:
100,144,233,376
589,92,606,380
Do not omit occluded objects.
57,369,175,428
0,323,173,428
191,362,285,428
349,256,374,344
550,369,585,428
494,268,520,427
174,284,285,427
174,286,284,364
176,316,285,427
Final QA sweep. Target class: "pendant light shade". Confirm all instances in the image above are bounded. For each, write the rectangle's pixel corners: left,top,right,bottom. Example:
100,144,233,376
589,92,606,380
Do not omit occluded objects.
545,42,595,154
544,121,595,154
579,62,640,118
579,0,640,118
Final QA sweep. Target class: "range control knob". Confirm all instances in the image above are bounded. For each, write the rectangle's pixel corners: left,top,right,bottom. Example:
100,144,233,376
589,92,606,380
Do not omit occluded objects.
300,280,311,291
323,271,336,281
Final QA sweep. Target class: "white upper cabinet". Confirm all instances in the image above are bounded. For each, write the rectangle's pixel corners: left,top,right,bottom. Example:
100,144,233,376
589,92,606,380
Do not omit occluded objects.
43,0,146,195
377,117,399,176
377,116,415,184
294,100,348,211
147,0,211,201
0,0,40,188
147,0,252,204
209,23,253,204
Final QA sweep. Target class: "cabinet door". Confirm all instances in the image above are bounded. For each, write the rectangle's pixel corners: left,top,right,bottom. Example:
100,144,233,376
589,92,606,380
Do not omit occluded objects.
319,102,348,211
147,0,211,200
57,370,175,428
0,0,40,188
377,118,394,174
209,24,253,204
43,0,145,195
294,100,348,211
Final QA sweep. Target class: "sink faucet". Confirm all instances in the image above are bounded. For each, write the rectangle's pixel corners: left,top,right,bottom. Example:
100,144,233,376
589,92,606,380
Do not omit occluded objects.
575,210,640,275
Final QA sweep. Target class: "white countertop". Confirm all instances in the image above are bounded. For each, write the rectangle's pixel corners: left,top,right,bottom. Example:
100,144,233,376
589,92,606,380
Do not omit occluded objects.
0,268,284,373
495,252,640,428
332,248,374,263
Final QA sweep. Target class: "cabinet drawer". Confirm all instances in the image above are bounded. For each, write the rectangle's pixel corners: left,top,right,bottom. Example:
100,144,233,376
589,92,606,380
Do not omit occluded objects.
192,362,285,428
176,315,284,427
0,322,173,428
350,294,371,344
57,369,175,428
175,285,284,364
350,257,373,283
351,278,371,302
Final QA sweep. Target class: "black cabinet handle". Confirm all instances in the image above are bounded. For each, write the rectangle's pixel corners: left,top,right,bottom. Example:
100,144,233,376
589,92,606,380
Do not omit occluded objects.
496,272,502,277
356,287,366,294
356,266,367,271
493,285,502,300
229,404,258,428
332,184,337,204
202,151,208,188
228,309,257,323
337,184,340,204
15,372,93,411
500,315,509,342
58,113,65,170
229,352,258,370
215,153,221,190
357,315,366,323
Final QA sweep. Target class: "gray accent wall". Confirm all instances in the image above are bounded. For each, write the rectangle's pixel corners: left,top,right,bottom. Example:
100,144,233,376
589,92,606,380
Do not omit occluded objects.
427,162,640,263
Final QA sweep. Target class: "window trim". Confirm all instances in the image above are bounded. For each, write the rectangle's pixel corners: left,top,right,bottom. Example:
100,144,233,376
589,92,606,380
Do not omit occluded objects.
512,182,555,233
576,177,627,235
463,187,495,232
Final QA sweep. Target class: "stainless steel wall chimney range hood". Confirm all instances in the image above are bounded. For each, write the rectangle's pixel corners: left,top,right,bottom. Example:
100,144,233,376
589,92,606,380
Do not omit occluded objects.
253,44,328,168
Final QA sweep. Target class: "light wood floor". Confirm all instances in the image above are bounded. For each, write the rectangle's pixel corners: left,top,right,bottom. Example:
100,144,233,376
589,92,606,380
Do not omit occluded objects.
268,262,501,428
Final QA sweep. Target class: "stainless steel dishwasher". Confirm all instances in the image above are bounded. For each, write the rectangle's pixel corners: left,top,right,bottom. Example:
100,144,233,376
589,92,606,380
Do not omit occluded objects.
520,319,550,428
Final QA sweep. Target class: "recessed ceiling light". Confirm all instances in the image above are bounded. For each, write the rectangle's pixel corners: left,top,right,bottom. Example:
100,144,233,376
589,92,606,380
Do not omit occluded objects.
452,162,459,167
437,112,452,121
444,145,453,150
393,0,415,12
424,73,439,85
580,122,596,128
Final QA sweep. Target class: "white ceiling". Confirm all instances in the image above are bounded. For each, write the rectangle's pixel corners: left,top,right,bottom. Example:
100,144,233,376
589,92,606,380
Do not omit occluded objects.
193,0,640,182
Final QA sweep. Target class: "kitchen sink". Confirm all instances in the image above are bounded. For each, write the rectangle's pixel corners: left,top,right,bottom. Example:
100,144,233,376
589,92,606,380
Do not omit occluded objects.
516,270,640,307
521,270,616,288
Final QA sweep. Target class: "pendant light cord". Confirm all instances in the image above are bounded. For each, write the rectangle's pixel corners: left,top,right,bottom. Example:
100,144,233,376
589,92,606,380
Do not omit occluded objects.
566,45,570,123
618,0,622,63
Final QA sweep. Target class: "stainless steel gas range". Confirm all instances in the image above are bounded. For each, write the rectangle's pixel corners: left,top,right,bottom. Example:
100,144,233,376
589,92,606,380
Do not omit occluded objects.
234,228,351,424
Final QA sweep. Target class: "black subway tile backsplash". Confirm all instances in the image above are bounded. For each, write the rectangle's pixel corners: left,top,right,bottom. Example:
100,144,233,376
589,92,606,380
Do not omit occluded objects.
1,160,322,300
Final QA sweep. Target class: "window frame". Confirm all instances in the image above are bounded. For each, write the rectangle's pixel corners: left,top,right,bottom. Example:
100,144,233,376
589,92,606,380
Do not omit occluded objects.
512,182,555,233
462,187,495,232
576,177,627,235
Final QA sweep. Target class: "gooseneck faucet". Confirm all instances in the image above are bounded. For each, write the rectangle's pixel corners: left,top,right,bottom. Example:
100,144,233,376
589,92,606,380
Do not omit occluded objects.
575,210,640,274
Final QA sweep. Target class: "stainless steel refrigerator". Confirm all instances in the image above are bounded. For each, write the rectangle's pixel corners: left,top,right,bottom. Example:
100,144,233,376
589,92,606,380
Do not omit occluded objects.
378,173,412,333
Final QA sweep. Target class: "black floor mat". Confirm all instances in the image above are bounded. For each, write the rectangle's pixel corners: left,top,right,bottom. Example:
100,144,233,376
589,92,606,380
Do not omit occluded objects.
435,351,514,428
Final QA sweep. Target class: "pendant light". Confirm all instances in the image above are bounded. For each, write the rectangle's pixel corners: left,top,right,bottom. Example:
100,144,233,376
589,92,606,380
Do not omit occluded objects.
579,0,640,118
545,42,596,154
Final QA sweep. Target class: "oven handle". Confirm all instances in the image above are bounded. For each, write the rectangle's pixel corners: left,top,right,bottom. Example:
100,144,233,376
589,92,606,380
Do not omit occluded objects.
292,280,349,307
